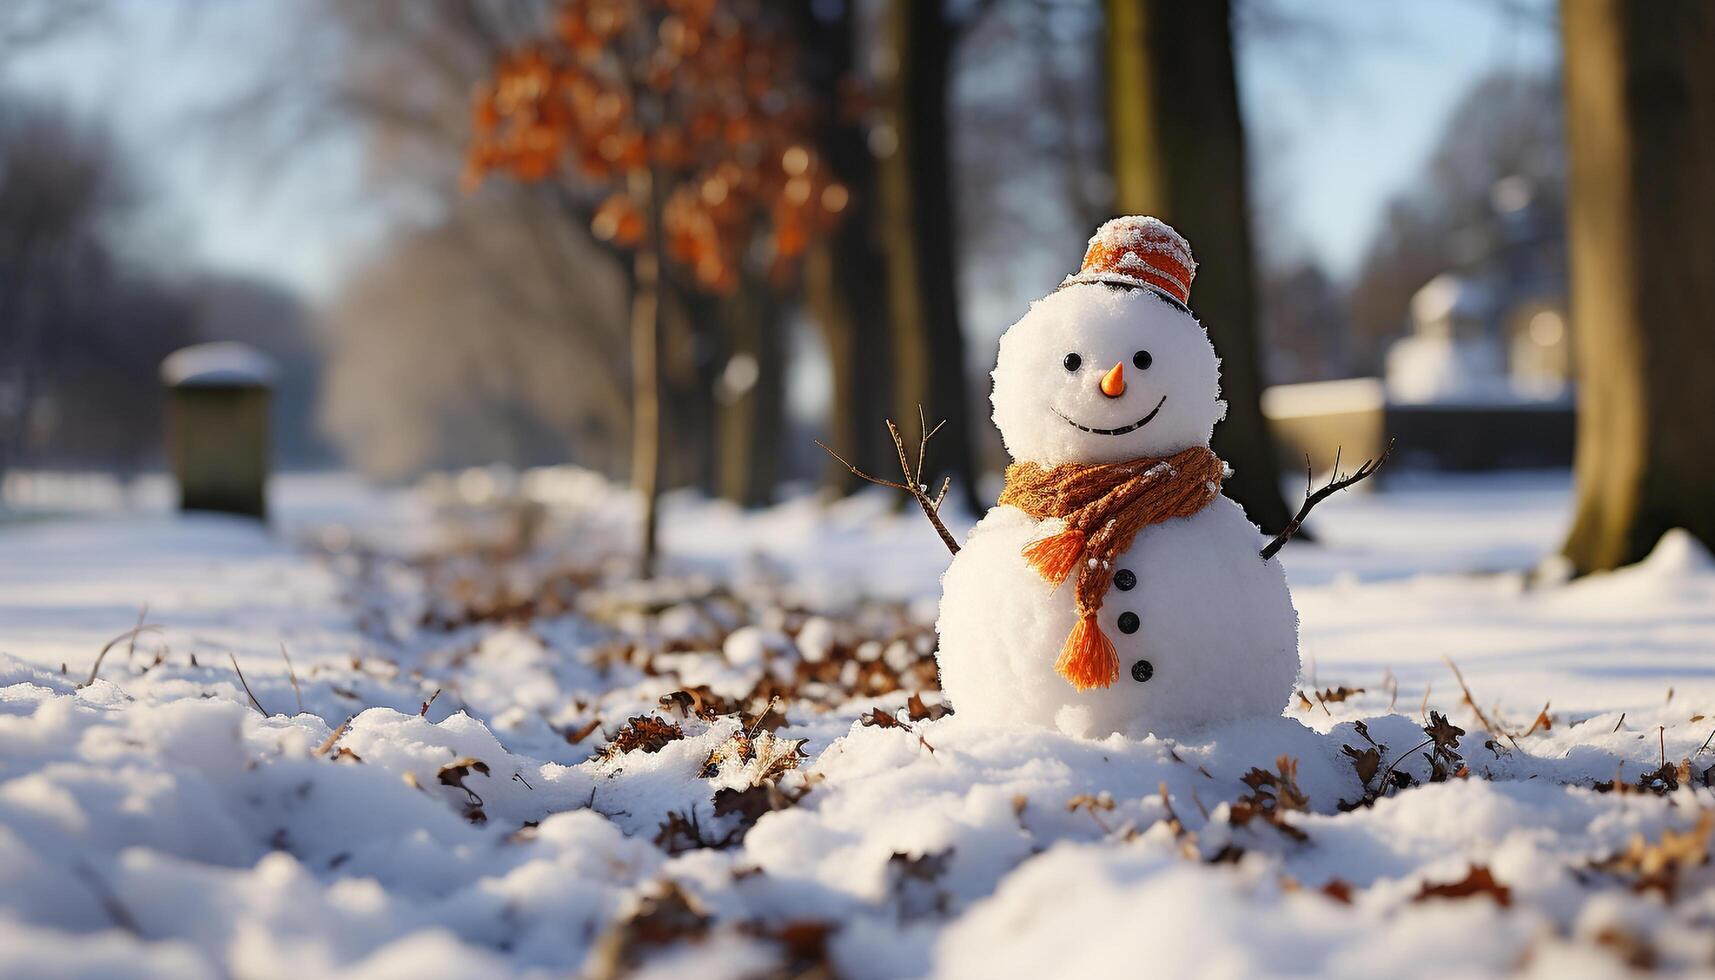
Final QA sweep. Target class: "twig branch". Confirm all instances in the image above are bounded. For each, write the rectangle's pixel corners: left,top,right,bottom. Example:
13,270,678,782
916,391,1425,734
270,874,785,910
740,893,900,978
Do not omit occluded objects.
229,653,270,717
280,642,303,715
83,613,162,688
1373,736,1436,799
314,716,353,757
1259,440,1393,561
1445,656,1521,750
817,412,962,556
124,603,149,669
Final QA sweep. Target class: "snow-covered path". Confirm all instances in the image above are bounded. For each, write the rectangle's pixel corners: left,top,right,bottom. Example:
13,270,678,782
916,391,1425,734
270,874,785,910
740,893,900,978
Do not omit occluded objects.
3,471,1714,978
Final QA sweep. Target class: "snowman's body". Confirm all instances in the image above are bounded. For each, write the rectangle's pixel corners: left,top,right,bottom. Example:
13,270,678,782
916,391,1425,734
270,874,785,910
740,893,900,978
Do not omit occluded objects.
939,496,1298,738
934,218,1300,738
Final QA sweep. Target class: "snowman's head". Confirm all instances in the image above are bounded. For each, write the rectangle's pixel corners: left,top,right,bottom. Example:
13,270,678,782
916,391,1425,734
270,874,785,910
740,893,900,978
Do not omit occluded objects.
992,217,1225,466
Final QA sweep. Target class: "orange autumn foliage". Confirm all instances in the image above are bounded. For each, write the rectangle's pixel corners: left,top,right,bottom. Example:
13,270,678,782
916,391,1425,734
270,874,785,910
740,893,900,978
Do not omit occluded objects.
465,0,846,294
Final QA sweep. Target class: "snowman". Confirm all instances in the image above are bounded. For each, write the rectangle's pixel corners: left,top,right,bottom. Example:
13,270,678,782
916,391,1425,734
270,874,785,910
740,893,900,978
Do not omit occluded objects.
936,216,1300,739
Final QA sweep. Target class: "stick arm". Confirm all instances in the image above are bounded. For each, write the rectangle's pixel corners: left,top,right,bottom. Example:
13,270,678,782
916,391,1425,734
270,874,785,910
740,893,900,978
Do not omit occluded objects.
1259,441,1393,561
817,414,963,556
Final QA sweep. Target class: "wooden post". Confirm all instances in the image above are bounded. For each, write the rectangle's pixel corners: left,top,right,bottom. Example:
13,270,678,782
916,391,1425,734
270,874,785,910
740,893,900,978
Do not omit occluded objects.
161,343,275,520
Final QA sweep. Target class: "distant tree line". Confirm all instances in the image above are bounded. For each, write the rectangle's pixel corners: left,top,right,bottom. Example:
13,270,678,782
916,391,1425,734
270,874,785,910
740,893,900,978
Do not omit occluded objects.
0,91,336,486
305,0,1294,571
1344,73,1567,370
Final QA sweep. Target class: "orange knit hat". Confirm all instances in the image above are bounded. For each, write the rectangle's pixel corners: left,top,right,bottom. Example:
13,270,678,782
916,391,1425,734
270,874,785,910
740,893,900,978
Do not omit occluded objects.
1060,216,1196,310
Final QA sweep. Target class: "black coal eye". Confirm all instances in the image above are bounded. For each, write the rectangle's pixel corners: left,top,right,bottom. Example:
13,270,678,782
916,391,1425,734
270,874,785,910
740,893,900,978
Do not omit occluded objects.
1063,352,1082,372
1133,350,1153,370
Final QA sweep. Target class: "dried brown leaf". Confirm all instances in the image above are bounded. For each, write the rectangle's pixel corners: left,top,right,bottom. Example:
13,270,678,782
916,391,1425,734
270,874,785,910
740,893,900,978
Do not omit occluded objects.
1342,744,1381,787
1413,865,1511,907
906,692,950,722
1320,878,1355,904
599,715,684,761
660,686,733,721
437,757,491,808
860,708,908,730
889,848,953,883
564,718,602,745
590,880,711,978
1066,792,1116,814
1593,810,1714,899
701,730,807,786
1231,755,1310,841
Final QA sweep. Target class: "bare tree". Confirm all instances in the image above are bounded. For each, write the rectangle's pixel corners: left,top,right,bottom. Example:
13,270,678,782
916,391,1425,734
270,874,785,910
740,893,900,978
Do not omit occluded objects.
467,2,846,574
1347,73,1566,370
0,98,158,480
319,201,628,481
219,2,640,481
874,0,985,514
1103,0,1289,532
0,92,203,483
792,2,896,492
1559,0,1715,571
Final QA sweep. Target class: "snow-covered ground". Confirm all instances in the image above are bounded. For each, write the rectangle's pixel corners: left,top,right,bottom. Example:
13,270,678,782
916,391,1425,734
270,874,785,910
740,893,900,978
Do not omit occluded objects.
3,470,1714,978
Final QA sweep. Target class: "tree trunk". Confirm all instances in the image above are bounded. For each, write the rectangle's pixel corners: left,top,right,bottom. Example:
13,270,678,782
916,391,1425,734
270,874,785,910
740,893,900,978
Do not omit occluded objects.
1103,0,1290,533
629,169,664,578
805,243,860,488
878,0,982,514
793,1,895,491
657,279,719,494
716,280,785,507
1559,0,1715,572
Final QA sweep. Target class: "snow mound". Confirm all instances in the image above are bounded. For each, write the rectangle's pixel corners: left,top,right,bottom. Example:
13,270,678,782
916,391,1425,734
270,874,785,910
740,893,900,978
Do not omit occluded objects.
4,476,1715,975
160,342,278,388
1636,528,1715,578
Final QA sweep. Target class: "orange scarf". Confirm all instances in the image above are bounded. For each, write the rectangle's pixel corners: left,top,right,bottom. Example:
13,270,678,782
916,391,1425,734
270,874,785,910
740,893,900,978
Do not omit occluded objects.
997,446,1224,691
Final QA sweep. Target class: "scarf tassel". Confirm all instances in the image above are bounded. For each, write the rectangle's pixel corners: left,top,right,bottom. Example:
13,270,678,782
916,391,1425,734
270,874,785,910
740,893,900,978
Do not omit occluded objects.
1055,614,1120,691
1022,528,1086,586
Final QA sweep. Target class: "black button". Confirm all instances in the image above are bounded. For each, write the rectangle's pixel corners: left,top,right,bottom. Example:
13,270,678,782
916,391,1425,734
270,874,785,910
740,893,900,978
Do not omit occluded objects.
1117,611,1140,634
1131,659,1154,683
1114,569,1136,591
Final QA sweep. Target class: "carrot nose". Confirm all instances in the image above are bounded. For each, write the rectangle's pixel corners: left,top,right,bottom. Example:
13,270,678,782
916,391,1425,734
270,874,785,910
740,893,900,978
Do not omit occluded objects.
1100,361,1126,397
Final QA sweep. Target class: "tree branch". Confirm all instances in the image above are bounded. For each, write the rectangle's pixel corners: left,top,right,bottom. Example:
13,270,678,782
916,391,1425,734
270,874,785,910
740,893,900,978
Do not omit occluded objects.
1259,441,1393,561
818,413,962,556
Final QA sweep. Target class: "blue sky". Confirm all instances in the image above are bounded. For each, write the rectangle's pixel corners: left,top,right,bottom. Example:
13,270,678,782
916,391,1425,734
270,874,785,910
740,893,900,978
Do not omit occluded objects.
1,0,1559,301
1237,0,1559,276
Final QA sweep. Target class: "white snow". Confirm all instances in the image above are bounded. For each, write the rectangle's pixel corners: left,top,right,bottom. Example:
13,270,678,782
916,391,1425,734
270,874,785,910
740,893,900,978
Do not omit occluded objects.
938,497,1298,737
990,283,1227,466
1386,334,1518,404
160,342,279,388
2,469,1714,977
1260,376,1388,419
950,271,1297,736
1081,215,1196,271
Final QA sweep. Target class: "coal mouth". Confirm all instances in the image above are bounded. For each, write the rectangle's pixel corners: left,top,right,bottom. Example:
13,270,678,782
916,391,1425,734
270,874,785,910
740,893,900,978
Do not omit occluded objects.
1055,394,1167,435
